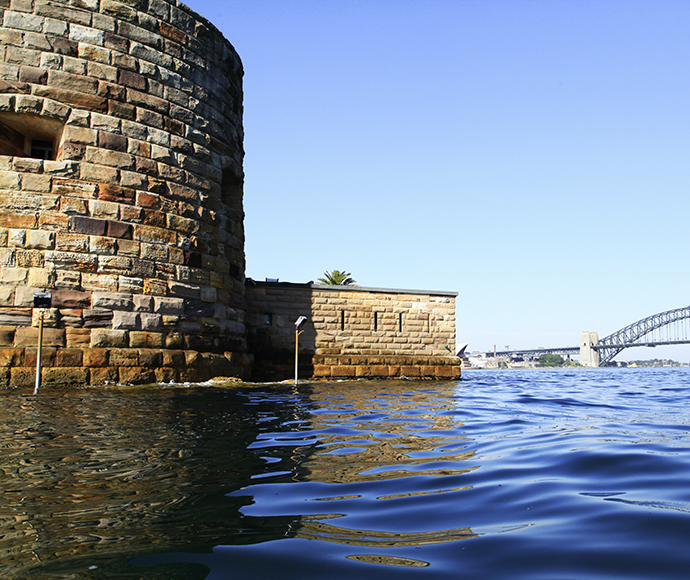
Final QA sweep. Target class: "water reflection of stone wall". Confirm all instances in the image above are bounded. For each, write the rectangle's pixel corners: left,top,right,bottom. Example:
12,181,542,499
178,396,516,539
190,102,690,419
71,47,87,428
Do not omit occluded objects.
0,0,249,386
0,386,307,578
300,382,476,483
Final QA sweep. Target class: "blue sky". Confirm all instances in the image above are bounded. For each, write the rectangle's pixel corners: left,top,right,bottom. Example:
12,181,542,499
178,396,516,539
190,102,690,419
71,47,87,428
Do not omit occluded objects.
184,0,690,361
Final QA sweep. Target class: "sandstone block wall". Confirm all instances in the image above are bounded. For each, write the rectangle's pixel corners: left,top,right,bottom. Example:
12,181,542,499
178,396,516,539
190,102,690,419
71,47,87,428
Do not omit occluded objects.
246,282,461,381
0,0,249,386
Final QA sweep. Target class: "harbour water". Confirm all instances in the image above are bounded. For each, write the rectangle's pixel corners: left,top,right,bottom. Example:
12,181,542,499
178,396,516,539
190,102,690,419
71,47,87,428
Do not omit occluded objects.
2,368,690,579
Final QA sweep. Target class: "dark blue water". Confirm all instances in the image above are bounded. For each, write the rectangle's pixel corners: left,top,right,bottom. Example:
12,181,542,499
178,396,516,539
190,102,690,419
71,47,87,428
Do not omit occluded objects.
2,369,690,579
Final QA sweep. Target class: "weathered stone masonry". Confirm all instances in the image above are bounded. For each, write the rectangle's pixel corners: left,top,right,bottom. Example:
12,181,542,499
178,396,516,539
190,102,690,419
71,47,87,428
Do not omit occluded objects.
246,282,462,381
0,0,250,386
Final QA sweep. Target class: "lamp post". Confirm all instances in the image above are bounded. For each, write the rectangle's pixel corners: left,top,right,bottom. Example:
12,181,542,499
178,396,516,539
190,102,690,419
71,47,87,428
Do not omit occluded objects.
294,316,307,385
33,292,52,395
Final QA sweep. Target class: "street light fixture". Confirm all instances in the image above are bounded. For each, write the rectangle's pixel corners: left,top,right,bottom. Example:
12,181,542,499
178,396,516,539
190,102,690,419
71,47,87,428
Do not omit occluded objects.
294,316,308,385
33,292,52,394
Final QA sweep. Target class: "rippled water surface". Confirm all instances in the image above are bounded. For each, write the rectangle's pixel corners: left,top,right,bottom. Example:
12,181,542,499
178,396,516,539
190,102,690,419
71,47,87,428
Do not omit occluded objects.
3,369,690,579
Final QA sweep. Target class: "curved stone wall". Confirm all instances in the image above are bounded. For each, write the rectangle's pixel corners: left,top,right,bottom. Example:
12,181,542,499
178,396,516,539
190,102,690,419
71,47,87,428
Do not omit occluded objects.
0,0,249,385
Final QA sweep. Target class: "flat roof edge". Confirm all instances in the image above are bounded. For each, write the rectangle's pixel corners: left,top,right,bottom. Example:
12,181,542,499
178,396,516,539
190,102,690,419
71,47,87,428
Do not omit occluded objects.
246,279,457,297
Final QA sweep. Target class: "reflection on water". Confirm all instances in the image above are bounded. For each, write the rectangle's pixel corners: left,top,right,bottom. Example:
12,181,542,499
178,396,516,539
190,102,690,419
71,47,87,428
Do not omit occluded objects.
3,370,690,579
0,386,310,578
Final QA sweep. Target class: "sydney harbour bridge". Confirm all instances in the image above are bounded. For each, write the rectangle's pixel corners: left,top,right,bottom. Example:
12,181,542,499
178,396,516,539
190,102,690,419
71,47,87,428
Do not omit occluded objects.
482,306,690,367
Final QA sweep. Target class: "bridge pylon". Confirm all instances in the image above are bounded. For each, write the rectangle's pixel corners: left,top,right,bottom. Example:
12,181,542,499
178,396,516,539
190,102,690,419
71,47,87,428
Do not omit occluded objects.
580,331,600,367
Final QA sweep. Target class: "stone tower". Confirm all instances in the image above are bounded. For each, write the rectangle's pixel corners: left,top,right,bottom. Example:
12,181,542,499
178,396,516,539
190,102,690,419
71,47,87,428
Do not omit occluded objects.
0,0,249,385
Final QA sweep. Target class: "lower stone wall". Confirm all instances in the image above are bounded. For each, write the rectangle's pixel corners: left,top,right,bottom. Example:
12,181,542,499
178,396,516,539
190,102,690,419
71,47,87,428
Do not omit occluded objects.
246,281,462,382
0,344,252,387
313,354,462,380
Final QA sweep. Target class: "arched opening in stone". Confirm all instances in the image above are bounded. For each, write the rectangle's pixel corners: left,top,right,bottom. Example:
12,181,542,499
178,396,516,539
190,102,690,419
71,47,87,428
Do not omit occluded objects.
0,113,64,160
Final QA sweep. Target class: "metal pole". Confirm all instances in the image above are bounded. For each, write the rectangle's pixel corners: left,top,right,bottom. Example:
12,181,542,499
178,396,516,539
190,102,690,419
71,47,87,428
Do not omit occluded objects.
294,326,299,385
34,310,44,395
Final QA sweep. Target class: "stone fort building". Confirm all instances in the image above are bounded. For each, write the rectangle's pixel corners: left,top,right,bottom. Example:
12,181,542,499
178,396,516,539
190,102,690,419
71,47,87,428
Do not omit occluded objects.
0,0,248,385
0,0,460,385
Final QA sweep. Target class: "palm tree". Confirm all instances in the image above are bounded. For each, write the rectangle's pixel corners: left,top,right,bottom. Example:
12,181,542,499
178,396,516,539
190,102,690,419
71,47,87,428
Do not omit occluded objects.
318,270,357,285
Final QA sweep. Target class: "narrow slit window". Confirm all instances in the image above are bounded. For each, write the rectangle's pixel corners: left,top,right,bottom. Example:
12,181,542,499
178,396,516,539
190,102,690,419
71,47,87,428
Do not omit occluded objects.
398,312,403,332
374,311,378,331
30,139,55,160
340,310,345,331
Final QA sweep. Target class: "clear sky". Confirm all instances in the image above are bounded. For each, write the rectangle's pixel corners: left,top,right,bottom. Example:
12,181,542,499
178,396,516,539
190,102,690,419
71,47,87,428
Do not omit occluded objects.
183,0,690,362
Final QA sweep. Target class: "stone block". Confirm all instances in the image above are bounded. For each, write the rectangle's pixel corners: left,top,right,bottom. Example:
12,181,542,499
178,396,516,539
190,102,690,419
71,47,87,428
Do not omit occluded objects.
83,348,108,367
133,295,153,312
51,289,91,309
97,255,132,274
136,191,158,208
90,366,118,385
66,328,91,347
92,292,133,311
143,278,167,296
90,235,117,255
200,286,217,303
128,261,153,281
138,348,163,367
419,365,437,378
160,349,184,367
14,327,64,347
89,199,119,219
15,250,44,268
118,366,155,385
90,329,127,348
42,367,89,386
165,332,184,349
106,220,133,239
118,276,143,293
56,233,89,252
313,365,332,378
45,251,97,272
332,365,356,378
116,239,140,257
68,24,104,45
129,331,164,348
0,288,15,306
97,131,127,152
108,99,136,120
400,366,422,378
38,212,69,230
52,271,79,292
0,307,31,325
0,214,37,229
82,273,118,291
153,296,184,315
7,229,25,247
10,367,34,387
86,147,134,169
63,125,99,145
133,224,176,245
58,308,81,328
21,173,52,193
112,311,138,329
0,348,23,367
139,312,162,331
168,280,200,299
155,367,177,383
55,348,83,367
0,249,15,268
33,87,108,113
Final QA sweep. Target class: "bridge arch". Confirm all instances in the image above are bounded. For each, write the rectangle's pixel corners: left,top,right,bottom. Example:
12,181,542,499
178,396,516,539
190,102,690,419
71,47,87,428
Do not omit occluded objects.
597,306,690,365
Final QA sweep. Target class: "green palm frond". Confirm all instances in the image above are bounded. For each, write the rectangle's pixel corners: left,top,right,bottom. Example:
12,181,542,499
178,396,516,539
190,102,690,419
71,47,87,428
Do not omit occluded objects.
317,270,357,285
